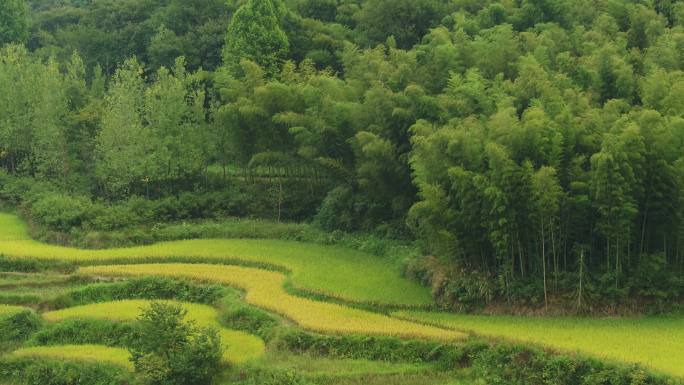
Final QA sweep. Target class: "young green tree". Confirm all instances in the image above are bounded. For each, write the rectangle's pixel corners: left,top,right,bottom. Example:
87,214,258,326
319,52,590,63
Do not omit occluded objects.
223,0,289,76
0,45,71,179
95,58,151,197
145,57,207,187
0,0,27,46
130,302,222,385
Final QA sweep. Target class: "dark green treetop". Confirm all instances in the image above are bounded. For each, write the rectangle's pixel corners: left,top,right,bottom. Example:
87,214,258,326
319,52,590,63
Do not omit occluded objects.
223,0,289,76
0,0,27,46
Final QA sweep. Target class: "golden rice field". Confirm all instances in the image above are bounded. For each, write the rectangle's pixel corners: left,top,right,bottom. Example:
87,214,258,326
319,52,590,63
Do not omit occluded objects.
11,345,133,370
393,311,684,377
0,213,431,307
42,299,265,364
78,264,464,341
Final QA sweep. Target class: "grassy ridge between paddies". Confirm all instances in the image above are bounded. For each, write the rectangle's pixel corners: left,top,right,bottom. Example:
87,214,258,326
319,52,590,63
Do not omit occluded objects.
263,351,432,378
42,299,265,364
11,344,133,370
0,305,26,317
78,264,464,341
0,213,431,307
394,311,684,377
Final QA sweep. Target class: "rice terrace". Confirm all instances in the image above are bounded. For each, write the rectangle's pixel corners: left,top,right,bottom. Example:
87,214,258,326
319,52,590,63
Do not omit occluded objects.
1,211,683,383
1,0,684,384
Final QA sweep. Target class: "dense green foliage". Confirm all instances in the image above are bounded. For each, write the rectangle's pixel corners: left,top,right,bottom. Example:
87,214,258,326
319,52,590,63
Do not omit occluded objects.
0,309,41,345
27,0,231,74
130,302,222,385
0,358,132,385
224,0,289,75
49,277,227,309
29,319,135,348
0,0,27,46
1,0,684,311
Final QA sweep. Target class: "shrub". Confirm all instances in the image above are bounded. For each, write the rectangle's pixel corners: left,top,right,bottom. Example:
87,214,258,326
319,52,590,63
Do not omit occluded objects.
0,256,75,273
0,358,131,385
221,304,279,340
30,192,94,232
87,201,144,231
626,253,684,313
274,328,466,365
0,309,41,343
130,302,222,385
403,257,495,312
470,344,674,385
314,186,357,232
223,366,314,385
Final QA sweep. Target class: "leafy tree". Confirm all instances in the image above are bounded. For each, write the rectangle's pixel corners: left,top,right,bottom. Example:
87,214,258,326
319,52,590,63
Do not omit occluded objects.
511,0,570,30
297,0,338,22
354,0,447,49
94,58,150,197
0,0,27,46
471,24,520,79
130,302,222,385
627,4,666,50
0,45,71,179
28,0,231,74
593,46,636,104
145,58,207,186
148,26,184,71
223,0,289,76
414,26,473,93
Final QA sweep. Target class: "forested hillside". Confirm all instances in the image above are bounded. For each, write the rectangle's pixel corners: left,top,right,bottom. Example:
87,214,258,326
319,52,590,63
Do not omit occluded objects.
1,0,683,312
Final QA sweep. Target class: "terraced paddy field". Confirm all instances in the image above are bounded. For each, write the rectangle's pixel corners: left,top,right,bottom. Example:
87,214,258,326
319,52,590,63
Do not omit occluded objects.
42,299,266,364
78,264,463,340
0,212,683,384
394,311,684,377
0,213,432,307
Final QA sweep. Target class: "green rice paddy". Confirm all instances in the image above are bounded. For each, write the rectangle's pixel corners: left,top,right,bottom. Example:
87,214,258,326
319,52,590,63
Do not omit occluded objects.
393,311,684,377
0,213,431,307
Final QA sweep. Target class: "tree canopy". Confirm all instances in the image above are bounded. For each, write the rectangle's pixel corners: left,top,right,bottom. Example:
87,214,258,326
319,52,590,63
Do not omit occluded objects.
0,0,27,46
